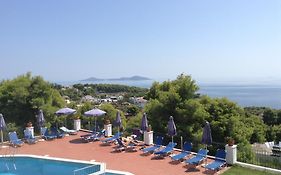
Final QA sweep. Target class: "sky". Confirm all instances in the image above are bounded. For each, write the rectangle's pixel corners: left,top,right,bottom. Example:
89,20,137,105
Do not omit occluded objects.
0,0,281,83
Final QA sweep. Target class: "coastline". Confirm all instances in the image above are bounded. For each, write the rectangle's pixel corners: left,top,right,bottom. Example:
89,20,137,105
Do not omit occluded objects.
54,80,281,109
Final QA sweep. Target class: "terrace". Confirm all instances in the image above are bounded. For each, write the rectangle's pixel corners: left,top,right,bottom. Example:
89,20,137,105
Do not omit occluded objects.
0,132,228,175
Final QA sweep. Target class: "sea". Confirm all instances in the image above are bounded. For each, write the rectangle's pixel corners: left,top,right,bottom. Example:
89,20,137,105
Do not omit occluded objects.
56,80,281,109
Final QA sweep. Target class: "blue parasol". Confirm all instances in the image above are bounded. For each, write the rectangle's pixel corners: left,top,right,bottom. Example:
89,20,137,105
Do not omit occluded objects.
202,121,212,146
36,109,45,128
168,116,177,143
202,121,212,166
55,107,76,115
140,113,148,133
84,108,106,133
0,114,7,146
115,111,122,133
55,107,76,128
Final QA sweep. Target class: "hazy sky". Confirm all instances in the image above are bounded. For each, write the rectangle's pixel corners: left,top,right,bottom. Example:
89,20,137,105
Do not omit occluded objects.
0,0,281,82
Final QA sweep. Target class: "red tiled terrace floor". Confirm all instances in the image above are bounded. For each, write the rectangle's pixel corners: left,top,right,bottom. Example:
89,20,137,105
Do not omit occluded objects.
0,132,228,175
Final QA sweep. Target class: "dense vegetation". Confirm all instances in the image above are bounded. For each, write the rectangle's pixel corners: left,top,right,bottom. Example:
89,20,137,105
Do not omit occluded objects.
0,74,131,136
245,107,281,143
0,73,65,134
53,83,148,102
144,74,275,163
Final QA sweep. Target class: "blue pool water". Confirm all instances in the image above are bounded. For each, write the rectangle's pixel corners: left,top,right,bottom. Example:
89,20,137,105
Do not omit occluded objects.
0,157,97,175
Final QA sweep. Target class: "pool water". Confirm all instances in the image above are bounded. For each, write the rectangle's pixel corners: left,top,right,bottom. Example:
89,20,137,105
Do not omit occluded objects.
0,157,97,175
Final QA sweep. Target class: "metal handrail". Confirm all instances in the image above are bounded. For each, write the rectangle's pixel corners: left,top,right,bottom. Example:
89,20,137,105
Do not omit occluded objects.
73,164,102,175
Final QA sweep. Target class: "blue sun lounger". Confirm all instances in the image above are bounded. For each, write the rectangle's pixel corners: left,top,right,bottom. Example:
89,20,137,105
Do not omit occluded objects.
8,131,24,147
101,132,122,144
82,129,105,142
185,148,208,166
41,127,57,140
114,138,137,152
60,126,78,135
154,142,177,157
80,128,97,138
142,136,164,154
205,149,226,171
51,127,65,138
171,141,192,161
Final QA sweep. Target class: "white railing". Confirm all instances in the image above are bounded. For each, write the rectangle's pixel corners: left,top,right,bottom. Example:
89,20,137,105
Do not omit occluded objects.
236,144,281,173
73,164,103,175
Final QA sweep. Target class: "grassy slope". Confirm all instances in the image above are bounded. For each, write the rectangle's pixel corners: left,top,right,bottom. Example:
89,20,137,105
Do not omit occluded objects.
222,166,278,175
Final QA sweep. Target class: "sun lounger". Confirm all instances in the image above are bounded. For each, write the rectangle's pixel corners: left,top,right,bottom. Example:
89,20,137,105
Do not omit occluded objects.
154,142,177,157
82,129,105,142
60,126,78,135
91,129,105,141
114,138,137,152
205,149,226,172
51,127,65,138
42,127,57,140
185,148,208,166
8,131,24,147
115,138,126,152
24,129,37,144
141,136,164,154
80,128,97,138
171,141,192,161
101,132,122,144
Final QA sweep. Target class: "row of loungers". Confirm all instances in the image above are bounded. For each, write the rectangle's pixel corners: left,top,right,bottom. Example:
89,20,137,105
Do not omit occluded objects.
41,126,78,140
141,136,227,172
80,130,125,145
94,132,227,173
7,126,78,147
82,131,139,151
9,129,226,173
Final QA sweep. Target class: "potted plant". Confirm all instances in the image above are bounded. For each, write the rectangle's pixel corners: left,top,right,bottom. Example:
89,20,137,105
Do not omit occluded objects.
73,115,80,120
147,124,152,132
104,118,111,125
227,137,235,146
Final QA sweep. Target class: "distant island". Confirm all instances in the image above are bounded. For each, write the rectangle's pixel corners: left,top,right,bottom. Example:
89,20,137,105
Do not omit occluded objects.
81,75,151,81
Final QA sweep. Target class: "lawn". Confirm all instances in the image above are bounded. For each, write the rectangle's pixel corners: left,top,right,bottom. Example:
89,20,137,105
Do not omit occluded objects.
222,166,278,175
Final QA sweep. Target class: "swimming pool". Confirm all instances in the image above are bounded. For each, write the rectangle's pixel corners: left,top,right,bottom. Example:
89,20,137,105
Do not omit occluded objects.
0,156,98,175
0,155,133,175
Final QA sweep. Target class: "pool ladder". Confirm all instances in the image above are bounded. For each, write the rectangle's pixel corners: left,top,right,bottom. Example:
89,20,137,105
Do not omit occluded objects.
2,146,18,171
73,163,106,175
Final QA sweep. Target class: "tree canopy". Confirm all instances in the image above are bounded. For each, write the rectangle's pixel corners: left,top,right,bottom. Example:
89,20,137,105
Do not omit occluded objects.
0,73,65,126
145,74,267,161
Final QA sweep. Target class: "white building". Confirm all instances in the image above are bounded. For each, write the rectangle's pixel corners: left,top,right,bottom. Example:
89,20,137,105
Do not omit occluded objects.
129,97,147,108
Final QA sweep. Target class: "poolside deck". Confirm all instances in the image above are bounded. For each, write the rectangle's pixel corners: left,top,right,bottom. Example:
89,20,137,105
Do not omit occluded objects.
0,132,228,175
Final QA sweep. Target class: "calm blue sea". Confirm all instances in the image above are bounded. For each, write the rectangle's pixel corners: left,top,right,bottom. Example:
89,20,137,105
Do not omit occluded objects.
199,85,281,109
56,80,281,109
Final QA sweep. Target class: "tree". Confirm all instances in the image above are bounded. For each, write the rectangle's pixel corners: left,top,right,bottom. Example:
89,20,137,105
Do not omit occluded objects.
263,109,277,126
126,112,143,133
145,74,203,144
0,73,65,126
100,103,127,132
276,111,281,125
126,105,140,116
145,73,266,162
